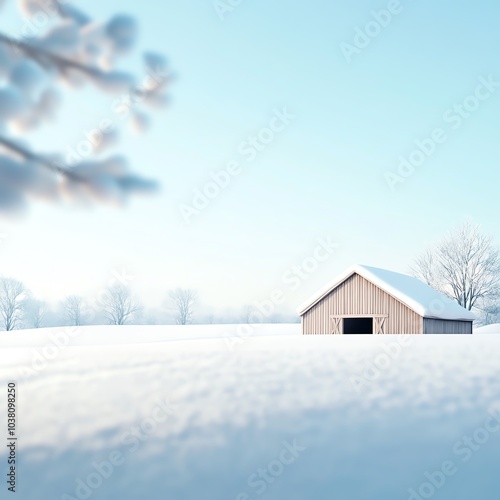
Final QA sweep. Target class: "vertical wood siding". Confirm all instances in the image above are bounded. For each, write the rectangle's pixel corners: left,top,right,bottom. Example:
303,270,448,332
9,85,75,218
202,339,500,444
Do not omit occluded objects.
302,273,423,334
423,319,473,334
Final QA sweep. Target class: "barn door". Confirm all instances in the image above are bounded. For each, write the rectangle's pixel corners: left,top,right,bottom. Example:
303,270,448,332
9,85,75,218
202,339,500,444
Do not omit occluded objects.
374,317,386,334
331,317,342,335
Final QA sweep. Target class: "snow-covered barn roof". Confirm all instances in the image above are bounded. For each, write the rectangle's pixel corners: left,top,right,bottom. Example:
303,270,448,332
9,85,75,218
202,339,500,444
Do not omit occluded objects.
297,264,476,321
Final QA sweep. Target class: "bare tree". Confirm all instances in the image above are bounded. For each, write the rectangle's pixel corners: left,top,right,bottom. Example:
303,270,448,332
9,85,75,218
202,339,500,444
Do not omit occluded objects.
24,298,47,329
0,1,169,216
241,304,254,324
102,285,140,325
411,249,442,291
0,277,27,331
168,288,197,325
478,302,500,326
63,295,84,326
411,221,500,311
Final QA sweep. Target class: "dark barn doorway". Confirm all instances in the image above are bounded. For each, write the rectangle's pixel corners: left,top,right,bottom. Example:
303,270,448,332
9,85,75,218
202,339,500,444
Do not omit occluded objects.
343,317,373,334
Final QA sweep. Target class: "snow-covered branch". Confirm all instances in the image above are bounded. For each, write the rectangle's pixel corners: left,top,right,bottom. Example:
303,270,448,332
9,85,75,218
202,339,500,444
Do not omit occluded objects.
0,0,169,215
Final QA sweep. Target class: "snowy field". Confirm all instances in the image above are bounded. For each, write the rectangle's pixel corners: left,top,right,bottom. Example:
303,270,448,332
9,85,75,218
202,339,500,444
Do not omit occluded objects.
1,325,500,500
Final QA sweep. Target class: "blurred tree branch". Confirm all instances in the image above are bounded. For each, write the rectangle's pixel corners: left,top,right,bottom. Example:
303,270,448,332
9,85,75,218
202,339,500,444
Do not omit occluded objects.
0,0,170,214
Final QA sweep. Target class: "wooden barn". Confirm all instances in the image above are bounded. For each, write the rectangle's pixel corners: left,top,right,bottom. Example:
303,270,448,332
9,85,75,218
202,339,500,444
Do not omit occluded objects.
298,264,475,334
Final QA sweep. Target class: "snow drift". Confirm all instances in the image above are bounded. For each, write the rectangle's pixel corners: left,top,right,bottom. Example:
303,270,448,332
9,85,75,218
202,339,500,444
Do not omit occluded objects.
474,323,500,334
0,325,499,500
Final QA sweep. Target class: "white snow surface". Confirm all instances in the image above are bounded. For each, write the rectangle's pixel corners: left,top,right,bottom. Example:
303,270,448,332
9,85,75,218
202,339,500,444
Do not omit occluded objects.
298,264,476,321
474,323,500,334
0,323,300,349
1,325,500,500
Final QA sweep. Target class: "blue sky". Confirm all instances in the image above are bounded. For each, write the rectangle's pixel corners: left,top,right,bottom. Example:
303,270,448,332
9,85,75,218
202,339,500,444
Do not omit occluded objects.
1,0,499,313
